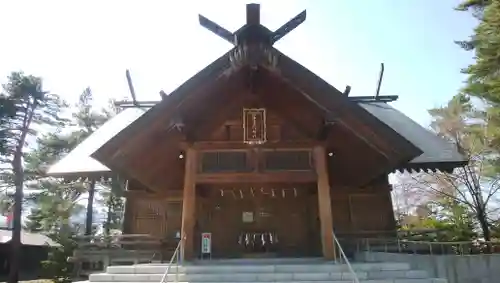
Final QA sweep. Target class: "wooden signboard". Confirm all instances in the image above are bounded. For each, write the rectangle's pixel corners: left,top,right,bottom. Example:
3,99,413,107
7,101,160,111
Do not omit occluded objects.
243,108,267,145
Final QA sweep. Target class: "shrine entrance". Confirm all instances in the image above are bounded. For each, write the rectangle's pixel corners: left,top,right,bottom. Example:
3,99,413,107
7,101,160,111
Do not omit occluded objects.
196,184,322,259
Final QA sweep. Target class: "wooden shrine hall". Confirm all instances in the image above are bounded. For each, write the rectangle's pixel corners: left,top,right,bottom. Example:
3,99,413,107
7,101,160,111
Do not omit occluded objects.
47,4,466,261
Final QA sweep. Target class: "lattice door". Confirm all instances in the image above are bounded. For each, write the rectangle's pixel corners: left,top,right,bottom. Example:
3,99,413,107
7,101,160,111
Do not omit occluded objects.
133,199,167,238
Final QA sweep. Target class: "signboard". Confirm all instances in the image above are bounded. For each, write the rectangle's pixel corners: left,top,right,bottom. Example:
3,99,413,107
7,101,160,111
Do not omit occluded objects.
242,211,254,223
201,232,212,254
243,108,267,145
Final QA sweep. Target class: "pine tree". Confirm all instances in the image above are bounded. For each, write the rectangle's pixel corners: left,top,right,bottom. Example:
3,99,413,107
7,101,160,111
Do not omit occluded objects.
70,88,118,235
0,72,68,283
20,92,100,283
24,130,86,234
26,88,123,238
99,176,125,235
461,1,500,100
0,95,16,156
456,1,500,148
24,179,85,233
452,0,500,242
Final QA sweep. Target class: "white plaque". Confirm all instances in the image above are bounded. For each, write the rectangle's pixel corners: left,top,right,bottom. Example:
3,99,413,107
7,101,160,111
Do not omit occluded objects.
201,232,211,254
242,211,254,223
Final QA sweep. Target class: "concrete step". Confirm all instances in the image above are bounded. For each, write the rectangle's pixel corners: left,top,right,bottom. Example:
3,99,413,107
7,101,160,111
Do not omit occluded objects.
88,259,447,283
191,257,327,265
90,269,432,282
84,280,448,283
105,262,412,274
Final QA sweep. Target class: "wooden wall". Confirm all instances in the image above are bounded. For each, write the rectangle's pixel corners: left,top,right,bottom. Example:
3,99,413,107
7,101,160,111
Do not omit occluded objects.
124,196,183,241
207,103,313,142
331,177,396,238
124,176,396,242
121,103,397,252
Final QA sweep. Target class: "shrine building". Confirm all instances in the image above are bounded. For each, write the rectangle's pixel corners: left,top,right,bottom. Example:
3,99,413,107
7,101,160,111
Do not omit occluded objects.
47,4,466,261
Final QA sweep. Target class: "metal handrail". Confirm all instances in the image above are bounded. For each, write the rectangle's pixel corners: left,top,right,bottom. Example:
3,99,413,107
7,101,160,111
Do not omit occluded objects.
332,231,360,283
160,237,184,283
356,237,500,255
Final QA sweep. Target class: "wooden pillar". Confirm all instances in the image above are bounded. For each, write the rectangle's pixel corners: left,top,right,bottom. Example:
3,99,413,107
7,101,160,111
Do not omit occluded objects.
180,147,198,260
313,146,336,260
85,179,96,236
121,196,134,234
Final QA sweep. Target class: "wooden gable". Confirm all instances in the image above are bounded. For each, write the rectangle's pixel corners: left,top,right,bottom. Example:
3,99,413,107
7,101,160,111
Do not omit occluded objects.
91,4,423,191
207,104,312,143
92,66,419,191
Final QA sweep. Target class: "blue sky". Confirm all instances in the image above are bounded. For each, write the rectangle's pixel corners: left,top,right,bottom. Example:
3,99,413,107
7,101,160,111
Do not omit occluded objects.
0,0,476,126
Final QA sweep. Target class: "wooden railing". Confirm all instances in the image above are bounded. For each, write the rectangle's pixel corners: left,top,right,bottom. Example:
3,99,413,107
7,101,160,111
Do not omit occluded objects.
74,234,162,248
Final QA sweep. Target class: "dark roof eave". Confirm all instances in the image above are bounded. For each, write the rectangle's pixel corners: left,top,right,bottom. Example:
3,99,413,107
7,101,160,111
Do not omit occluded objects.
396,160,468,174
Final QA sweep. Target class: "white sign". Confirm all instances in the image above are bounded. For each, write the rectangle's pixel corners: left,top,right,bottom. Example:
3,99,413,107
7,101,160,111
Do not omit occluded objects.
201,232,211,254
242,211,254,223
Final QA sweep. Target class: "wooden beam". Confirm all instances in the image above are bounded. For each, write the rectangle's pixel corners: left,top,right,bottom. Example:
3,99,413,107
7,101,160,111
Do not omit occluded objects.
180,147,198,260
122,197,134,234
246,3,260,25
124,190,183,201
313,145,336,260
197,171,316,184
181,140,323,150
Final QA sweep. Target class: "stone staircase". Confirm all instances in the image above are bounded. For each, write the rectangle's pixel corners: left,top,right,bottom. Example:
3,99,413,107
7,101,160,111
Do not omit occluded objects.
87,258,447,283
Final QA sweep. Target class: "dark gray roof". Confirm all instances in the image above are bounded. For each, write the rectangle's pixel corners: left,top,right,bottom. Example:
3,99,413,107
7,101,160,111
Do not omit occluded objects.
358,101,467,171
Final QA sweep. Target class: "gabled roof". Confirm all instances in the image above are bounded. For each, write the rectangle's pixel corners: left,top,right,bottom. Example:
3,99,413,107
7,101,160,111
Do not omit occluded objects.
46,108,145,177
46,2,466,177
91,48,424,175
357,102,466,172
47,99,466,176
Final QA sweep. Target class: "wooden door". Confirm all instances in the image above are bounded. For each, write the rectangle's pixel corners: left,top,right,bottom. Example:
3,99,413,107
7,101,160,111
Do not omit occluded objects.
198,191,244,258
132,199,167,238
272,195,310,257
165,201,182,240
197,186,315,258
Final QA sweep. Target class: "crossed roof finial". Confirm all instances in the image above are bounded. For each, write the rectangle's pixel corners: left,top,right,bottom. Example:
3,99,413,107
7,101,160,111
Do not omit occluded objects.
199,3,306,46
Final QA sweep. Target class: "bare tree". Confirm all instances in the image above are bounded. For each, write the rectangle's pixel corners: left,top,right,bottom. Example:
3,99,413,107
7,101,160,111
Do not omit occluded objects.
397,94,500,241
